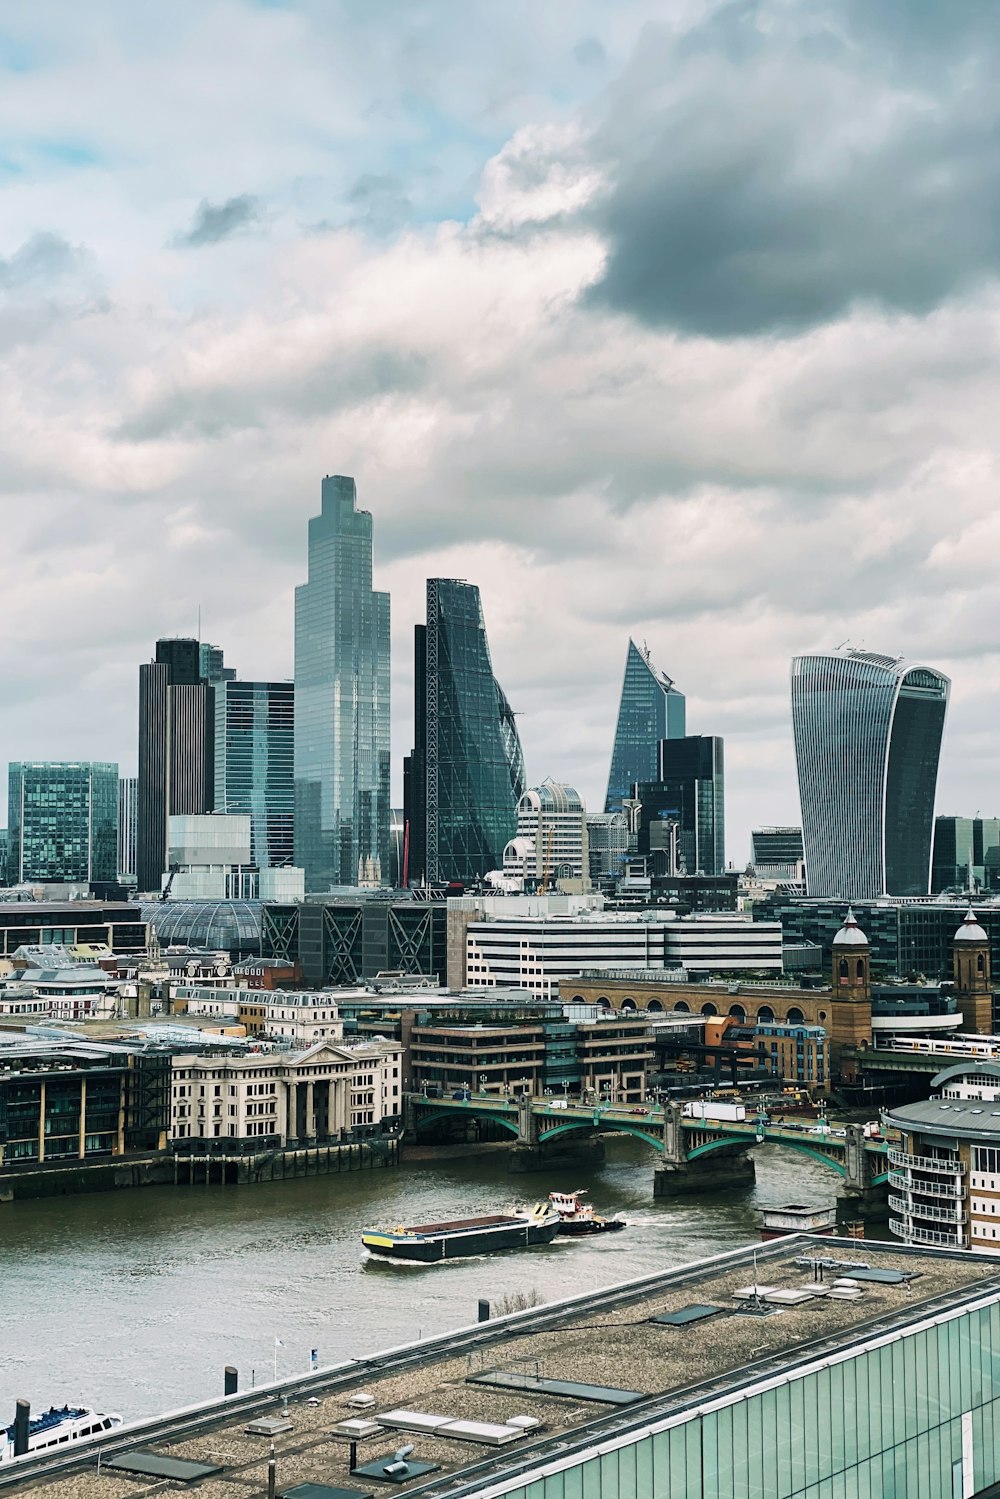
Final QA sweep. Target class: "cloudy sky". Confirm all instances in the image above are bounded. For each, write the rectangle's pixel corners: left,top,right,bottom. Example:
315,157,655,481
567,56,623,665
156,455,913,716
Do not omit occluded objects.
2,0,998,863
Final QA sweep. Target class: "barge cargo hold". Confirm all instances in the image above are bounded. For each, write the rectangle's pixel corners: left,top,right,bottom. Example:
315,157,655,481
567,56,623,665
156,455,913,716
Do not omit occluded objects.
362,1204,560,1262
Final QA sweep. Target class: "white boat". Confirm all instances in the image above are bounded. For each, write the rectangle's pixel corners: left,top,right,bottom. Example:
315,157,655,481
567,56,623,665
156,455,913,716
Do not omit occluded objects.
1,1405,123,1462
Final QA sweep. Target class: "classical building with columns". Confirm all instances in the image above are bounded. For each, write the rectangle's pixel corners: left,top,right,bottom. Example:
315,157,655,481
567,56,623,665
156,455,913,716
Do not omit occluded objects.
169,1036,401,1144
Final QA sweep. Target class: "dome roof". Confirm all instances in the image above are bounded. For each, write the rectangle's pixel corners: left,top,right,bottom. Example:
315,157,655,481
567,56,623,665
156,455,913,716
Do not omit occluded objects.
832,906,870,947
954,907,989,944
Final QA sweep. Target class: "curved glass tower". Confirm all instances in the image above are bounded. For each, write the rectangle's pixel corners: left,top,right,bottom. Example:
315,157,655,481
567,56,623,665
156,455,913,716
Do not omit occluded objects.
403,579,524,886
791,650,949,899
605,639,686,812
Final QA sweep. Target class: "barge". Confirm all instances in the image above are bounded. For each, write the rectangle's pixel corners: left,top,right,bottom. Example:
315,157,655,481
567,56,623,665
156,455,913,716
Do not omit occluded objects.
363,1203,560,1262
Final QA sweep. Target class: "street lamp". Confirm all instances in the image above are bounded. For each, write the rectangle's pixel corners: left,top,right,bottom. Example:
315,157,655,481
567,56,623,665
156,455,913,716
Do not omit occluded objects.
479,1072,488,1096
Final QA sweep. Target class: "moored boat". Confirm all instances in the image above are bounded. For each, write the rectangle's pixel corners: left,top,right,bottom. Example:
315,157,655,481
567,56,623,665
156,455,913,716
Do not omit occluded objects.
1,1406,123,1463
548,1190,627,1236
362,1202,560,1262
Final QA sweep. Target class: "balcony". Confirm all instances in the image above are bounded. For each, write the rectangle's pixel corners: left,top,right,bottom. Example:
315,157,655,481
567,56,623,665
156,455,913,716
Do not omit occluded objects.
887,1171,966,1199
887,1147,963,1174
887,1194,966,1224
889,1219,966,1248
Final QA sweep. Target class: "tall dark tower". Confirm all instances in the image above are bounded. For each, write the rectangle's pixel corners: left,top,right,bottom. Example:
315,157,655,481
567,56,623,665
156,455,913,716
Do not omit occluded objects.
953,908,993,1034
136,638,225,893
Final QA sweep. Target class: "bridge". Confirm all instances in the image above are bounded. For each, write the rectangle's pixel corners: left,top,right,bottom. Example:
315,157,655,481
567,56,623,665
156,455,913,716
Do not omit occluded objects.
405,1093,888,1210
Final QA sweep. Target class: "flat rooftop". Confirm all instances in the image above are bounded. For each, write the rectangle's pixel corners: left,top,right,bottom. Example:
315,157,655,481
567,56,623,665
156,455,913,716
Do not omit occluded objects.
7,1237,1000,1499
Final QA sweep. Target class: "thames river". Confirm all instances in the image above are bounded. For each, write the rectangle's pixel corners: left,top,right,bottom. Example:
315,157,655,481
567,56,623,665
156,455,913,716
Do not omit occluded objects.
0,1140,853,1422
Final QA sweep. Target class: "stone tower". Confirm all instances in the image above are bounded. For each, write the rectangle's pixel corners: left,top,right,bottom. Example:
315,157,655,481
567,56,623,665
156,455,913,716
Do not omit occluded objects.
953,908,993,1034
829,907,872,1075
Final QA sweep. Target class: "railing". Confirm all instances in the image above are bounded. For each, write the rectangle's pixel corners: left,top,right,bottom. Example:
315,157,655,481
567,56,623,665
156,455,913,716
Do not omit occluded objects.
888,1171,966,1200
887,1147,964,1174
887,1194,966,1224
889,1218,966,1248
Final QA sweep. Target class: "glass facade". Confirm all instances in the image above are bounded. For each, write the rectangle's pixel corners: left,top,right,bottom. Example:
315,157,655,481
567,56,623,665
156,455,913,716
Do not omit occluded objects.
215,680,294,869
605,638,686,813
8,761,119,884
637,735,725,876
294,476,390,890
933,816,1000,894
140,898,262,956
791,650,949,900
405,578,524,885
498,1296,1000,1499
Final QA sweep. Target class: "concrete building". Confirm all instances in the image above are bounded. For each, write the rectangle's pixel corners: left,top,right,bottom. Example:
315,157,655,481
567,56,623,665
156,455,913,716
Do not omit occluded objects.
586,810,629,884
750,825,805,881
501,782,590,893
0,900,148,958
163,815,305,901
169,1036,401,1143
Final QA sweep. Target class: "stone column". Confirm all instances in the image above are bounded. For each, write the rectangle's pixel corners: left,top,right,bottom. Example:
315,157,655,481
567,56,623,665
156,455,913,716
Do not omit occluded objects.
305,1081,315,1140
287,1082,298,1143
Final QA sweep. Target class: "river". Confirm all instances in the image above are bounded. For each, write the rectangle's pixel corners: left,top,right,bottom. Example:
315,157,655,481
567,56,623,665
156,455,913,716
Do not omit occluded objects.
0,1139,854,1422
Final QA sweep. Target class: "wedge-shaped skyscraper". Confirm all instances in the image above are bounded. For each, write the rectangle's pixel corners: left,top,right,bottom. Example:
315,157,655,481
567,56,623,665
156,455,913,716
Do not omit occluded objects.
605,639,686,812
403,579,524,886
791,649,950,900
294,476,390,890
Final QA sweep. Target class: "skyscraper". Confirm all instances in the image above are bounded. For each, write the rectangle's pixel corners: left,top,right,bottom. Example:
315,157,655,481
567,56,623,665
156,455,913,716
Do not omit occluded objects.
791,649,950,900
215,680,295,869
136,637,226,893
118,775,137,879
403,578,524,886
605,639,686,812
294,475,390,890
8,762,119,885
636,735,725,875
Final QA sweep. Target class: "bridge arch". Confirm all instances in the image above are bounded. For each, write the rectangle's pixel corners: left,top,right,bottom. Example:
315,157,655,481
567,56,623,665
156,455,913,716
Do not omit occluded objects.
537,1120,666,1152
686,1133,847,1176
414,1107,521,1139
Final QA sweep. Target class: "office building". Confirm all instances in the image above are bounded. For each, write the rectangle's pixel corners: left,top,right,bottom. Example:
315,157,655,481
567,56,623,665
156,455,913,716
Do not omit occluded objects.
605,638,686,812
294,475,390,891
750,825,804,880
586,811,629,884
932,815,1000,894
214,679,294,869
117,776,137,880
8,762,118,886
403,578,524,886
503,781,589,892
0,900,147,957
388,807,404,887
137,637,228,893
261,892,449,987
791,648,950,899
636,734,726,876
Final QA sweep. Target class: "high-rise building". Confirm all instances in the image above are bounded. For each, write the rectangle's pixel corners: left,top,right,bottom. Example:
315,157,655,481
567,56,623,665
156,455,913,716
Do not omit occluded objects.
403,578,524,886
605,639,686,812
118,776,137,879
136,637,226,894
791,649,950,900
932,815,1000,894
636,735,726,876
8,762,119,885
214,680,294,869
508,782,590,890
294,476,390,891
586,811,629,884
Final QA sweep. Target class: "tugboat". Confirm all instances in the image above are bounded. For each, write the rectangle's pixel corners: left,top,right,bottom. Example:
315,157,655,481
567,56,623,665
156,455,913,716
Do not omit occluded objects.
1,1406,123,1462
548,1191,627,1236
362,1201,561,1262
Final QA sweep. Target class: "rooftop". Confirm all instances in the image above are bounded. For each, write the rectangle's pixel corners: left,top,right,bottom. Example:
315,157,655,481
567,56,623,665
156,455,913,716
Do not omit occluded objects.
9,1237,999,1499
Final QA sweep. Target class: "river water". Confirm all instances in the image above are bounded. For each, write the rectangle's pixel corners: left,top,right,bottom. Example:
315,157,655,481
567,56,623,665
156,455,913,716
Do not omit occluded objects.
0,1140,850,1422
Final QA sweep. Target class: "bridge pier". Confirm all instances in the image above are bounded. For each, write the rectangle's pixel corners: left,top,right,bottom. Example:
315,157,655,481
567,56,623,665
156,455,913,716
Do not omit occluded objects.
508,1137,606,1174
654,1147,756,1197
836,1124,888,1221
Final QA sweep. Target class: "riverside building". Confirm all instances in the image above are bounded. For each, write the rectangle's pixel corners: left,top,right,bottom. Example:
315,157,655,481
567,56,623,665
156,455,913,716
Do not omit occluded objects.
791,648,950,899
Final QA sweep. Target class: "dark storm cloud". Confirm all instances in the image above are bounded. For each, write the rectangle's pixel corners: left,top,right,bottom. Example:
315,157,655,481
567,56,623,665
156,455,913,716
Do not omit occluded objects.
588,0,1000,335
174,194,263,247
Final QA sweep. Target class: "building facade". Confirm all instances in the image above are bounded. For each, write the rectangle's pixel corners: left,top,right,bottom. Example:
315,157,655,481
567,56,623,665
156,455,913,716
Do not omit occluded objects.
8,762,119,886
169,1037,401,1143
587,811,629,884
118,776,137,880
750,826,804,880
294,475,390,890
214,679,294,870
605,638,686,813
637,734,726,876
261,893,449,987
932,815,1000,894
137,637,227,893
791,648,950,899
403,578,524,886
505,782,590,891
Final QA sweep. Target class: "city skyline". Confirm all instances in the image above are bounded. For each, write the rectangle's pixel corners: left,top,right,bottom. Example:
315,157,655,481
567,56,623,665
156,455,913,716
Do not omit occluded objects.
0,3,997,862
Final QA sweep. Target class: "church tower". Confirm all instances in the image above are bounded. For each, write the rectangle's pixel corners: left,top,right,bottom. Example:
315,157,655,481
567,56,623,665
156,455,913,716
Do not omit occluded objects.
953,908,993,1034
829,907,872,1075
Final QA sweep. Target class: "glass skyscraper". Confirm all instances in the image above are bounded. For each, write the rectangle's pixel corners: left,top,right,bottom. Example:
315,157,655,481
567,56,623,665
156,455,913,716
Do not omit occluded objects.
636,734,725,875
403,578,525,886
605,638,686,812
8,761,119,885
294,475,390,890
215,680,294,869
791,649,950,900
